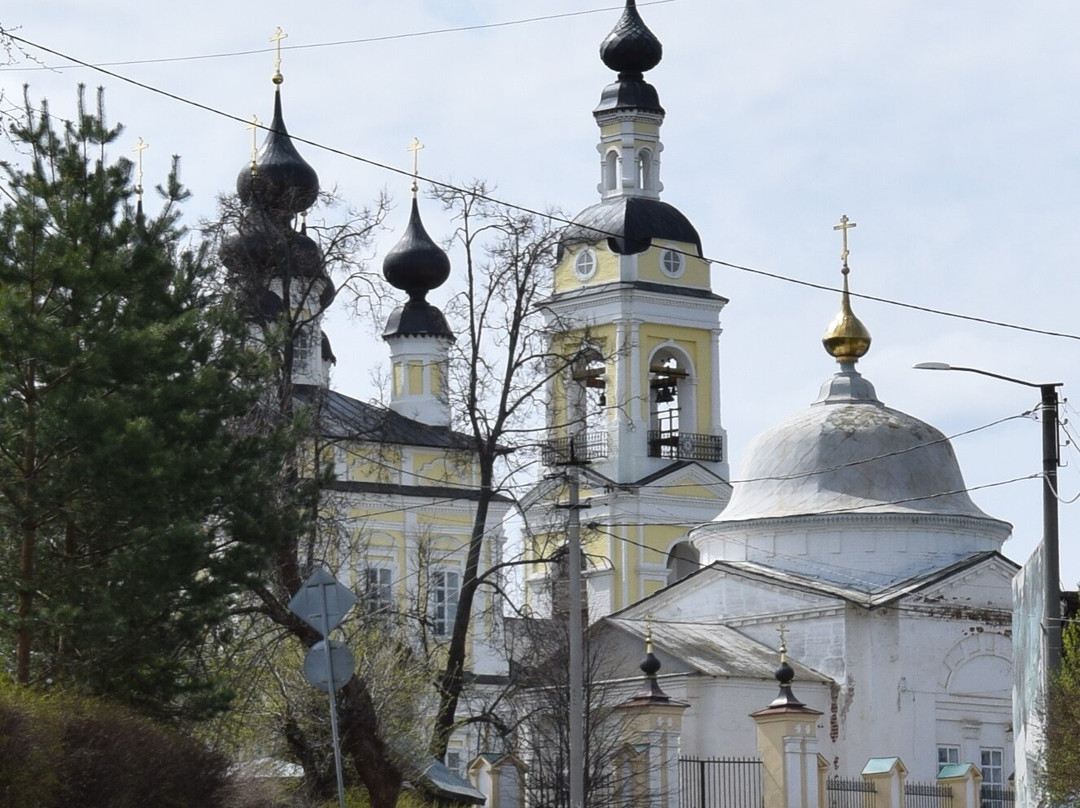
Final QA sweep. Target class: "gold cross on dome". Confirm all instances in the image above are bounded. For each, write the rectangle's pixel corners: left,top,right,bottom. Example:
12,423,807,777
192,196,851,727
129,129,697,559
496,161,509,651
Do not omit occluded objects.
833,214,857,273
132,136,148,197
270,27,288,84
407,137,424,196
246,114,261,174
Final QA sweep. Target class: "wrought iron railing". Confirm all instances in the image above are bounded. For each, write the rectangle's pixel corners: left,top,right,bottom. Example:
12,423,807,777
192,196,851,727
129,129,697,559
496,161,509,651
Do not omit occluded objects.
541,432,609,465
648,430,724,462
980,785,1015,808
826,776,877,808
679,757,763,808
905,781,953,808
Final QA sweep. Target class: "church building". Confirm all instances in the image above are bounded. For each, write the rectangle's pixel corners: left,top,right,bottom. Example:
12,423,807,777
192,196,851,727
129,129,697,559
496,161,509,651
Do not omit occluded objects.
523,0,1018,791
524,0,731,619
219,59,512,774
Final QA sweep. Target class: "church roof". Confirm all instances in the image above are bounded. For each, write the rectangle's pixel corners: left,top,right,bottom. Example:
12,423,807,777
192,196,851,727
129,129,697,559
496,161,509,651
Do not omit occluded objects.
294,385,474,449
605,616,831,683
559,196,703,256
714,366,1005,525
708,551,1018,608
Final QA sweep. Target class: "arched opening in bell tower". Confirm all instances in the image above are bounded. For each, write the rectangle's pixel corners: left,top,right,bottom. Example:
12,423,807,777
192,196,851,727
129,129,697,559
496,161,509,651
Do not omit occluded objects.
647,348,695,459
567,348,608,461
636,148,654,192
603,150,619,192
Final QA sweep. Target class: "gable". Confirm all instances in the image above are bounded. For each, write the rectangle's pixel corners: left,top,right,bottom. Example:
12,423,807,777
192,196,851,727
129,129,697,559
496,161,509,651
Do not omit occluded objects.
615,563,844,624
902,554,1016,618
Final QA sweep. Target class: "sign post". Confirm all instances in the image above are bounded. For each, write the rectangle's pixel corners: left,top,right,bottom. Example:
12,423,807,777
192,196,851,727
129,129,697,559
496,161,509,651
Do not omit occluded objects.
289,567,357,808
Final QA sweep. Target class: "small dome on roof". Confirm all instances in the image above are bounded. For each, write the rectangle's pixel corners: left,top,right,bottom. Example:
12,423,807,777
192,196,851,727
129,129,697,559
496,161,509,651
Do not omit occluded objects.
383,198,451,300
236,88,319,215
716,366,996,523
600,0,663,75
560,196,701,256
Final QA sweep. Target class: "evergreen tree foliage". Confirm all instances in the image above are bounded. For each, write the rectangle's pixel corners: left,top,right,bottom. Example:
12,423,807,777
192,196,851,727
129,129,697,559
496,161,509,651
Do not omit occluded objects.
1047,618,1080,805
0,87,286,720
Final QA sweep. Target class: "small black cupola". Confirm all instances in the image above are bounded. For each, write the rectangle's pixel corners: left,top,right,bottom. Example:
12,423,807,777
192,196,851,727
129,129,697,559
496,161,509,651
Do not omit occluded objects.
382,197,453,340
596,0,664,115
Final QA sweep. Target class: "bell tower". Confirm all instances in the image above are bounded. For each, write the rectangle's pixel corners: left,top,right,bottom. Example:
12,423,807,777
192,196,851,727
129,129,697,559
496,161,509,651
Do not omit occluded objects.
529,0,732,618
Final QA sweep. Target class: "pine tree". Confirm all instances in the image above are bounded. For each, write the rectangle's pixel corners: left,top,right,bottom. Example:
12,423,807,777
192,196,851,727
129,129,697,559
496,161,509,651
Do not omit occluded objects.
0,87,286,720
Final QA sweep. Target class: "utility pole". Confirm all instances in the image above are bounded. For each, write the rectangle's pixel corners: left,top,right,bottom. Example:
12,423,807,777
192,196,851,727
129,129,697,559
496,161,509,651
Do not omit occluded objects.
556,437,589,808
1040,383,1062,674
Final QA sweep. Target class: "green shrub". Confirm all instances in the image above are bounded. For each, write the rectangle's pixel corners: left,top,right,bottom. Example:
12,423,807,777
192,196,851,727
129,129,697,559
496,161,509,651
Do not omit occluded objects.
0,684,230,807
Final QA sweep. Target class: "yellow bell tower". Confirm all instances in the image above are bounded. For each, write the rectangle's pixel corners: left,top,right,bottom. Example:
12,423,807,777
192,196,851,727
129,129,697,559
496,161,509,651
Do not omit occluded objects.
528,0,731,619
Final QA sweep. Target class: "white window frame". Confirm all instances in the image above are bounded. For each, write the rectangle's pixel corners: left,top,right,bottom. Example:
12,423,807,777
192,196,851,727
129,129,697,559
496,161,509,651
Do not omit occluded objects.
660,248,685,278
432,569,460,637
937,745,960,772
363,566,393,613
980,748,1004,786
574,248,597,281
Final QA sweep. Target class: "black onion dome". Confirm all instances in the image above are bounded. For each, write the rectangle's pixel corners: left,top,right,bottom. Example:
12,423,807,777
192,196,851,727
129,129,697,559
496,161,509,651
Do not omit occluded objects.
220,205,326,280
383,300,454,341
559,197,702,256
383,198,451,300
640,648,661,678
600,0,662,75
236,88,319,215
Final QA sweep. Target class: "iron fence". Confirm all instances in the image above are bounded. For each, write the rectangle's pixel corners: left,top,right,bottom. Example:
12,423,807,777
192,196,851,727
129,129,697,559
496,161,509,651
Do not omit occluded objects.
541,432,609,465
905,781,953,808
826,776,877,808
980,784,1015,808
679,757,763,808
647,430,724,462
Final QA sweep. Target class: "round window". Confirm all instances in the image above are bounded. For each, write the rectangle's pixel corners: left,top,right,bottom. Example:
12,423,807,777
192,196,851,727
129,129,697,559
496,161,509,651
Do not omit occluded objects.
574,249,597,281
660,249,685,278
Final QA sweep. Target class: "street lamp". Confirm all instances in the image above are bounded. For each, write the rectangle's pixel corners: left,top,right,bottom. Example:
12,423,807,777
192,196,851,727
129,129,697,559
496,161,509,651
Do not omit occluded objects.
913,362,1063,673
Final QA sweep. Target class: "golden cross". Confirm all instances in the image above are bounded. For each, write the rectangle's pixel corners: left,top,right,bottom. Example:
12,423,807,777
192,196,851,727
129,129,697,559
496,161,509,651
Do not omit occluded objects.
270,27,288,84
777,622,788,661
833,214,857,272
246,114,262,174
407,137,424,196
132,137,148,196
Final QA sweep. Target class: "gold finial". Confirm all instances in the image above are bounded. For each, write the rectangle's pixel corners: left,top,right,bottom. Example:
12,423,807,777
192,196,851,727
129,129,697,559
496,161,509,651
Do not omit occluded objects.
406,137,424,197
646,615,654,655
270,27,288,85
132,137,148,200
778,623,789,663
822,214,871,362
246,114,262,176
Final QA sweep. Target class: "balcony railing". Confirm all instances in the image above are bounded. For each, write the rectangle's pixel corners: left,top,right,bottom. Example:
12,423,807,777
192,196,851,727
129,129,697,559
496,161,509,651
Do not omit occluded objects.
541,432,609,465
648,430,724,462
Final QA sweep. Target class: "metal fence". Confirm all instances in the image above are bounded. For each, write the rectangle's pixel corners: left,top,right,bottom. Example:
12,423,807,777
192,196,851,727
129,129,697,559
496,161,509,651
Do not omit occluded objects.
980,785,1015,808
541,432,609,465
679,757,763,808
647,430,724,462
826,776,877,808
905,781,953,808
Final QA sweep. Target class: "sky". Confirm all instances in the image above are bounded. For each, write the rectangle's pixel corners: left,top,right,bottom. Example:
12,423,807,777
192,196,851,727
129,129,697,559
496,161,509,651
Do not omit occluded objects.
3,0,1080,594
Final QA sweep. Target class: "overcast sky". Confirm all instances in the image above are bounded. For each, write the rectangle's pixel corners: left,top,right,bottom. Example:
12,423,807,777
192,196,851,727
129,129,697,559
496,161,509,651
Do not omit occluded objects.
4,0,1080,600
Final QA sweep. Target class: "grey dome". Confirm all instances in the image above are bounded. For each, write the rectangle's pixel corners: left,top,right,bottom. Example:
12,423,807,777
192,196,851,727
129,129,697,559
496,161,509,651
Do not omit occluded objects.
717,369,996,523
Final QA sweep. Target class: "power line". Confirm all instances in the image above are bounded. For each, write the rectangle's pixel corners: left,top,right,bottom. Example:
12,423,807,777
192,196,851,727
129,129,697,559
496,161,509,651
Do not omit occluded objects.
1,3,677,72
6,31,1080,345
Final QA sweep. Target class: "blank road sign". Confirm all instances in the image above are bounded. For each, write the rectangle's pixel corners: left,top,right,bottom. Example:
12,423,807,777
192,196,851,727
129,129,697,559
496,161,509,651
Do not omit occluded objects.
288,567,357,636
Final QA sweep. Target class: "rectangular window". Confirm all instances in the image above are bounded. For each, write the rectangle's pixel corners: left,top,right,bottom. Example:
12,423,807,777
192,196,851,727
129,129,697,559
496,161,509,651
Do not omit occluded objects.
445,751,462,777
980,748,1003,786
364,567,393,613
937,745,960,771
432,570,460,636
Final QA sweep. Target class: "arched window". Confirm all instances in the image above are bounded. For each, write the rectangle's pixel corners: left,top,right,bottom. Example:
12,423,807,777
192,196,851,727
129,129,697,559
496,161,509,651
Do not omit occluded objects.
568,348,608,461
648,347,696,459
667,540,700,585
637,149,653,191
604,150,619,192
